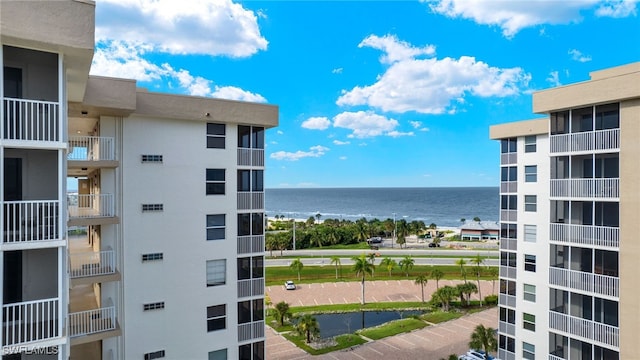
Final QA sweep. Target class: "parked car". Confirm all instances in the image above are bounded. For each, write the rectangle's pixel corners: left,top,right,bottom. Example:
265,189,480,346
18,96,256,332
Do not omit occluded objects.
284,280,296,290
428,242,440,247
459,350,496,360
367,237,383,244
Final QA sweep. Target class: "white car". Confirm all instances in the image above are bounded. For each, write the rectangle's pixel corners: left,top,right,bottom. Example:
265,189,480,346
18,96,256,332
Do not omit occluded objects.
284,280,296,290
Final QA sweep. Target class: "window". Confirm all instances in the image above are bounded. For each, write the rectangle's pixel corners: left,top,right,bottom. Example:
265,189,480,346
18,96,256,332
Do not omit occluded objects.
208,349,227,360
144,350,165,360
239,341,264,360
141,155,163,163
523,313,535,331
237,256,264,280
524,166,537,182
238,125,264,149
238,170,264,192
500,223,517,239
143,302,165,311
523,284,536,302
522,342,535,360
206,169,225,195
499,335,515,353
500,138,517,153
524,195,536,212
595,103,619,130
142,253,163,262
207,214,225,241
207,304,226,332
524,225,536,243
501,166,517,182
524,254,536,272
207,123,225,149
238,213,264,236
206,259,226,287
524,136,536,153
501,195,517,210
501,252,517,268
238,299,264,324
500,307,515,324
500,279,516,296
142,204,163,212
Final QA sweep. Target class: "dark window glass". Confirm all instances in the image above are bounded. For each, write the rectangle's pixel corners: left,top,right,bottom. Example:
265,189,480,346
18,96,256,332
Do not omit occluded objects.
206,304,226,332
207,169,225,181
207,137,225,149
238,257,251,280
207,123,225,136
595,103,619,130
252,127,265,149
253,341,265,360
238,300,251,324
238,126,251,148
238,214,251,236
551,111,569,135
252,213,264,235
252,256,264,279
252,170,264,191
238,170,251,192
239,344,252,360
252,299,264,321
206,169,225,195
524,254,536,272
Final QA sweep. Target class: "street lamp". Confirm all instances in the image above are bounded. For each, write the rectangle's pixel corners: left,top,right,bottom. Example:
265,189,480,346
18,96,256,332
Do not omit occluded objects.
392,212,396,249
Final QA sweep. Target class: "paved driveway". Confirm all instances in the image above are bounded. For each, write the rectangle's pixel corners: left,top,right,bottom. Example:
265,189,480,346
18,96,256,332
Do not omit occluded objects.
266,279,498,360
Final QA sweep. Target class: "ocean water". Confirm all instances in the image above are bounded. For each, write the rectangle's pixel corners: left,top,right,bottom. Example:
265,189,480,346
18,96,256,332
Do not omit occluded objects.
265,187,499,227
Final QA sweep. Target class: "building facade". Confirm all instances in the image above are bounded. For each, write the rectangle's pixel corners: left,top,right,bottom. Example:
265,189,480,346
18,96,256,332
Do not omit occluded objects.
1,1,278,359
490,62,640,360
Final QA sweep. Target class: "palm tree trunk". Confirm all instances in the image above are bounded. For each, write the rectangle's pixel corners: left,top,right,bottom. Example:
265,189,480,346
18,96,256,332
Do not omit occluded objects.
298,271,301,281
421,285,425,303
361,277,366,305
477,277,483,306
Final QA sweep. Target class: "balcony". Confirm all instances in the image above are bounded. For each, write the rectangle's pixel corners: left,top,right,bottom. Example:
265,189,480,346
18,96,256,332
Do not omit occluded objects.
500,153,517,165
550,129,619,153
499,294,516,308
68,302,118,341
499,266,516,280
2,98,60,143
238,320,265,342
70,249,116,277
550,178,619,198
68,194,118,227
498,349,516,360
500,210,517,222
2,298,60,347
238,278,265,298
68,136,115,161
238,235,264,255
500,238,517,251
3,200,60,246
549,267,618,298
237,148,264,167
499,321,515,336
549,355,565,360
500,181,517,193
549,223,619,248
549,311,619,348
237,192,264,210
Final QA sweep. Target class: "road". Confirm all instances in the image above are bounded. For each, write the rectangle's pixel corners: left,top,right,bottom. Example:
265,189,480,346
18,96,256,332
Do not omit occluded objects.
266,256,498,267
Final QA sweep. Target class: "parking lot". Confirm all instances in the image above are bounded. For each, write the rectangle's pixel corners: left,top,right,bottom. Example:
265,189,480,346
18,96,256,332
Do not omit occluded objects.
266,279,498,359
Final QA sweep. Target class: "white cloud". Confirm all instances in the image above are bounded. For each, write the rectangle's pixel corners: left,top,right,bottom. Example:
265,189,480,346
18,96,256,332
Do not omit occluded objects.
339,156,348,160
568,49,592,63
96,0,268,57
332,68,344,74
425,0,609,37
270,145,329,161
409,121,430,132
333,111,399,138
547,71,561,87
333,140,351,145
301,117,331,130
277,130,284,135
387,131,415,138
359,34,436,64
211,86,267,103
337,36,530,114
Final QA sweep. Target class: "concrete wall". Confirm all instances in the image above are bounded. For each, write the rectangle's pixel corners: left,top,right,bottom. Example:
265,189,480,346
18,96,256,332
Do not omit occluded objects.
3,45,58,101
22,248,58,301
4,149,59,200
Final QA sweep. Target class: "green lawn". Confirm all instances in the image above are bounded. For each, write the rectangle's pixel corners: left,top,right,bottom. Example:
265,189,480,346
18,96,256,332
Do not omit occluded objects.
421,311,465,323
358,318,428,340
283,333,367,355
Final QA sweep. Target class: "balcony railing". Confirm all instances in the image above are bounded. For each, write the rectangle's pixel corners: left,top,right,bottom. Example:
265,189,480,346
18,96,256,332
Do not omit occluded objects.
2,98,60,142
68,136,115,161
237,192,264,210
238,278,265,298
499,238,517,251
550,178,619,198
68,302,116,337
500,210,517,222
68,194,115,219
238,320,265,342
69,249,116,278
237,148,264,167
499,266,516,280
3,200,60,244
2,298,60,346
499,321,515,336
549,311,619,348
550,129,620,153
549,355,565,360
499,294,516,308
550,223,619,248
500,153,517,165
549,267,618,298
237,235,264,254
500,181,517,193
498,349,516,360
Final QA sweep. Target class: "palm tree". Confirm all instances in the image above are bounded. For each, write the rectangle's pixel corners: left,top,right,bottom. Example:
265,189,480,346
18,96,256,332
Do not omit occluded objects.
469,324,498,358
355,220,369,243
290,258,304,281
295,314,320,343
433,285,457,311
380,257,397,277
330,256,341,279
431,268,445,290
273,301,291,326
315,213,322,224
455,258,468,283
352,254,374,305
415,274,429,303
470,254,485,306
399,255,415,277
367,252,377,277
473,216,481,222
457,282,478,306
488,267,499,294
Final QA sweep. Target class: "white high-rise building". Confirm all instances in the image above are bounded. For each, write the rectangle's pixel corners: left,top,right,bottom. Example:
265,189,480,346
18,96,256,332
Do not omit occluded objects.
0,1,278,359
490,62,640,360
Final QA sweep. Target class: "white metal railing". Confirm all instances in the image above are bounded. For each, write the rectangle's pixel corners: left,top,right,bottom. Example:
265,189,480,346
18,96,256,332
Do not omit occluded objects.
549,223,619,248
68,302,116,337
500,153,517,165
2,98,60,142
498,349,516,360
68,136,115,161
238,320,265,342
237,192,264,210
499,266,516,279
237,148,265,167
238,278,265,298
550,178,619,198
3,200,60,243
2,298,60,346
499,294,516,308
549,267,619,298
549,311,619,348
500,181,517,193
499,238,517,251
549,355,565,360
237,235,264,254
238,323,252,342
68,194,115,218
500,210,517,222
550,129,620,153
499,321,515,336
69,249,116,278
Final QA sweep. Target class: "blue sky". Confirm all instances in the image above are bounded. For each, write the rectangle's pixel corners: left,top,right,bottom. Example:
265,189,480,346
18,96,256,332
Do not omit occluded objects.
92,0,640,188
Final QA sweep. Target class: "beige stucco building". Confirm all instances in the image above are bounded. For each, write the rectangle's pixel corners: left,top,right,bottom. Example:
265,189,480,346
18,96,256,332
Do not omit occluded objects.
490,62,640,360
0,1,278,359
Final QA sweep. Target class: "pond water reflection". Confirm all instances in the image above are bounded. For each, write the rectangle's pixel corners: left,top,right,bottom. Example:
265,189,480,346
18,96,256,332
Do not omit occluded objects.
310,310,423,338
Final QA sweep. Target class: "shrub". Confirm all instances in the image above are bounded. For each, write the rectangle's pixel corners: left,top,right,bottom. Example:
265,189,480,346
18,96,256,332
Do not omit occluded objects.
484,295,498,305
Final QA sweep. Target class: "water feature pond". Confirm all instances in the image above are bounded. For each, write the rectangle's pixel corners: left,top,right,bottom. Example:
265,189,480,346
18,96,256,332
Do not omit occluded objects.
309,310,423,338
